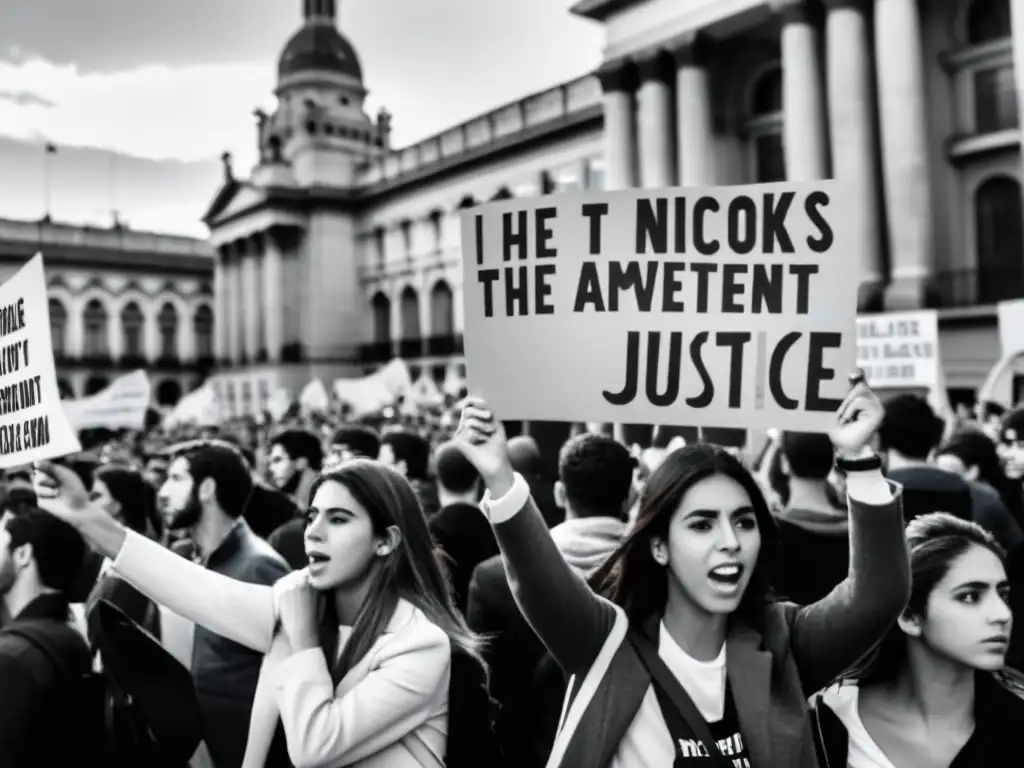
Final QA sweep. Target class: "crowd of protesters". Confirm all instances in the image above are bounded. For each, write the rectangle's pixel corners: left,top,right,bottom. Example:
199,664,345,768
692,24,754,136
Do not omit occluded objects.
1,379,1023,767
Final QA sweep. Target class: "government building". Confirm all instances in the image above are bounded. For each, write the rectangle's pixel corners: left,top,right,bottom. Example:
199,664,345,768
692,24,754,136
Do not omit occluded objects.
0,217,214,405
206,0,1023,419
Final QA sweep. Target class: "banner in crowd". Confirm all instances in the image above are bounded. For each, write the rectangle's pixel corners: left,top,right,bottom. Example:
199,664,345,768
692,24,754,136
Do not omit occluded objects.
333,359,412,416
0,254,80,466
300,379,330,413
460,182,859,431
163,381,222,429
63,369,152,431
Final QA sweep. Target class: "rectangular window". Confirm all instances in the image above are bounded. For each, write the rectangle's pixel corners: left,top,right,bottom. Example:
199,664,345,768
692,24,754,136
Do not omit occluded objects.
975,65,1018,133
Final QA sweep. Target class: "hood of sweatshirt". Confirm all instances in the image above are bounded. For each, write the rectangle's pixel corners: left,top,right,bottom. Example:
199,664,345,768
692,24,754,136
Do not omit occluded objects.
776,505,849,536
550,516,628,575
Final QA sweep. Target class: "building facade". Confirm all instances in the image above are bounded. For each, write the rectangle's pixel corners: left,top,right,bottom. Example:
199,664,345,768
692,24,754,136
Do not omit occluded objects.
207,0,1023,415
0,217,215,405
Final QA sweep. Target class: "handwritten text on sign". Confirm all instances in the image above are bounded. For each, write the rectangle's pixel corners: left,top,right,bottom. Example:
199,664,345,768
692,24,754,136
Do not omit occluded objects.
460,182,859,431
0,254,80,467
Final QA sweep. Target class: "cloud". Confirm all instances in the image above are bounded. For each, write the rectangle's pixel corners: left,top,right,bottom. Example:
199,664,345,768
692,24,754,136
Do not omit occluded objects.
0,89,55,108
0,56,275,169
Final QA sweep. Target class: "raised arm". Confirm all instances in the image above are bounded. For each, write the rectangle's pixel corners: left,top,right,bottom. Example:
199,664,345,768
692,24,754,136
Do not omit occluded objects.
788,377,911,693
453,400,616,675
31,462,277,654
790,469,909,693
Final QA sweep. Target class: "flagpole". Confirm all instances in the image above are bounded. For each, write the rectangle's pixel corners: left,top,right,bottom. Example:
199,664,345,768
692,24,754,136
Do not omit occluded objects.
109,152,120,227
42,143,54,222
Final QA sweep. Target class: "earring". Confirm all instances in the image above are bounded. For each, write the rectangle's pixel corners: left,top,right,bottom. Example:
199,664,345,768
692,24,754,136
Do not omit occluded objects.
653,547,667,566
377,546,388,556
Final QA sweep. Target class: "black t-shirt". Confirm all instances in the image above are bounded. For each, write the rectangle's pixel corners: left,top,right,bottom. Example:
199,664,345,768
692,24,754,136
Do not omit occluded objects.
706,690,752,767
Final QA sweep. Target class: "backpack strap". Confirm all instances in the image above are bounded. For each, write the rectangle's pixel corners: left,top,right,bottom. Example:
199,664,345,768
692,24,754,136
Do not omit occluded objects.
808,691,848,768
3,623,80,685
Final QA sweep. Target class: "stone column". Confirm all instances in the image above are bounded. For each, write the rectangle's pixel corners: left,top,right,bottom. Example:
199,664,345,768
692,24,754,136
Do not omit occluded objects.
772,0,829,181
825,0,885,310
214,247,228,362
241,239,260,362
875,0,934,309
636,49,675,187
596,58,639,190
672,32,716,186
262,228,285,363
1011,0,1024,215
226,243,244,365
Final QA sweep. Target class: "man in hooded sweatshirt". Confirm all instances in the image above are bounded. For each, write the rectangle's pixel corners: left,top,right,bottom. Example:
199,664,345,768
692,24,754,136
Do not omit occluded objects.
467,433,632,768
771,430,851,605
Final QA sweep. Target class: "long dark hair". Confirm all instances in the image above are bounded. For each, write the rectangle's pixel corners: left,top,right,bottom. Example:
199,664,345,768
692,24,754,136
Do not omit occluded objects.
590,443,777,629
843,512,1005,687
94,465,161,538
306,459,486,684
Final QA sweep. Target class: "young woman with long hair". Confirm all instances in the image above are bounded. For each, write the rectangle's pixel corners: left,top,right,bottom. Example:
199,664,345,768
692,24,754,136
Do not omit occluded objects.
812,512,1024,767
85,464,162,643
33,458,485,768
453,377,911,768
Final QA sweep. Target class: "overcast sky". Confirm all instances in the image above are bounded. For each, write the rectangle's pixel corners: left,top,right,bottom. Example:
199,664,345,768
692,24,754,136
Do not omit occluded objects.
0,0,603,235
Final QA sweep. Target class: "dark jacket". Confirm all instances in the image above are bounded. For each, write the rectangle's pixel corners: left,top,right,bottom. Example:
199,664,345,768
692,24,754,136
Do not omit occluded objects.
268,516,306,571
481,471,910,767
429,501,498,613
0,594,92,766
772,506,850,606
245,481,300,541
811,673,1024,767
190,520,289,768
467,516,626,768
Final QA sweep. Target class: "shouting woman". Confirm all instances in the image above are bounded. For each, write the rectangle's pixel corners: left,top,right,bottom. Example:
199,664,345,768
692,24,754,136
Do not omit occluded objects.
453,376,910,767
33,458,485,768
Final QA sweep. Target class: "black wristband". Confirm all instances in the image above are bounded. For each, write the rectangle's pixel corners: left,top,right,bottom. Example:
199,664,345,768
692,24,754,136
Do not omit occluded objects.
835,451,883,474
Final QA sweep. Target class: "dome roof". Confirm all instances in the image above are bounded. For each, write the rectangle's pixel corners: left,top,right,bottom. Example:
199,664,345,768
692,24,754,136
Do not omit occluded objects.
278,25,363,81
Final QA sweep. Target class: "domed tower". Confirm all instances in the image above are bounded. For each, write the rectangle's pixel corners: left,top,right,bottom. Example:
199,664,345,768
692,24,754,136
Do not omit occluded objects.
268,0,386,187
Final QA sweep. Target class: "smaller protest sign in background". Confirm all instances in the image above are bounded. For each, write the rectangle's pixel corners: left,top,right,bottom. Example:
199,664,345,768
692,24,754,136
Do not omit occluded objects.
460,182,859,432
856,310,941,392
0,254,81,467
63,369,152,432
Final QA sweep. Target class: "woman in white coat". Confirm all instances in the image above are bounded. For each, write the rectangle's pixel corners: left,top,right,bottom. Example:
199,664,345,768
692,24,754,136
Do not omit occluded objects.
34,457,485,768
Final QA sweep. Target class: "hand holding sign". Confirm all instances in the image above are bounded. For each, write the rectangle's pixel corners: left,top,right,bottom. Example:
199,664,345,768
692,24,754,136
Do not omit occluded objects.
33,460,128,559
828,371,885,459
454,397,515,497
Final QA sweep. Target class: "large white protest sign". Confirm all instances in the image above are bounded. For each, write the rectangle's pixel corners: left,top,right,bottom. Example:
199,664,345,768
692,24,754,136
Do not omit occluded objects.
63,369,152,431
0,254,81,466
460,182,859,431
997,299,1024,357
856,311,940,391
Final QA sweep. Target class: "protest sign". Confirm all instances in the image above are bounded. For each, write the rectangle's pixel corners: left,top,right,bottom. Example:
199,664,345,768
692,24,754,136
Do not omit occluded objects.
63,369,152,431
997,298,1024,357
460,182,859,431
856,311,941,391
0,254,81,466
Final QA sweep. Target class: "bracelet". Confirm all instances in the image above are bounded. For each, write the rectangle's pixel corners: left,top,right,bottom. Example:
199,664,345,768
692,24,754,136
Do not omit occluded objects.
835,450,883,474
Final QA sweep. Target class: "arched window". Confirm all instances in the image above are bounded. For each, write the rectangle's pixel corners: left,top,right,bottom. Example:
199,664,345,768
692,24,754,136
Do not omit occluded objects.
400,287,421,339
158,303,178,359
193,305,213,358
746,66,785,183
975,176,1024,303
966,0,1011,45
371,292,391,343
121,302,144,358
491,187,513,201
83,298,109,357
430,281,454,336
56,379,74,400
49,298,67,357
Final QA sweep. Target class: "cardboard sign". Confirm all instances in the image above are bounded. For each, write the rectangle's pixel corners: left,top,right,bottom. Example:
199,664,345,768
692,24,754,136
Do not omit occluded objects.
0,254,81,466
460,182,859,431
63,369,152,431
856,310,940,390
997,298,1024,357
